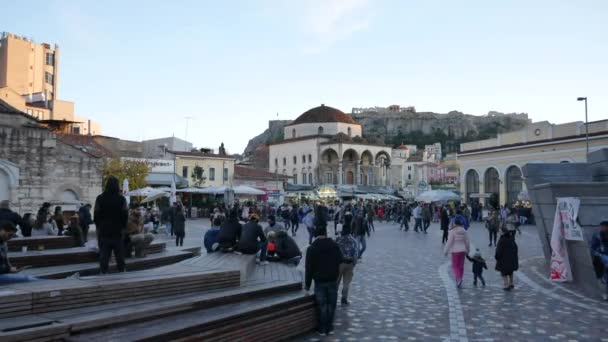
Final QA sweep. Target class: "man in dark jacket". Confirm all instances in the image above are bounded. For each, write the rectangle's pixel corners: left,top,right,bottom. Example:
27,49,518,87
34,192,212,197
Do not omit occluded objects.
0,200,23,230
495,229,518,291
440,206,450,244
305,224,343,336
218,210,242,251
237,214,268,264
353,213,370,260
273,231,302,266
78,204,93,242
94,176,129,274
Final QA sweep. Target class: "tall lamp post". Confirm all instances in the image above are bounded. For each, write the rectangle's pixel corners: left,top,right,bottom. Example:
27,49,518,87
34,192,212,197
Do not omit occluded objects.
577,97,589,160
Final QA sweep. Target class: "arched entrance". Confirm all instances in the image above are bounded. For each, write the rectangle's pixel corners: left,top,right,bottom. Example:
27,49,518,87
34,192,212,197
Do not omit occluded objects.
484,168,500,209
0,169,9,201
346,171,354,185
465,169,479,203
320,148,339,184
61,189,79,202
360,150,373,185
506,166,523,205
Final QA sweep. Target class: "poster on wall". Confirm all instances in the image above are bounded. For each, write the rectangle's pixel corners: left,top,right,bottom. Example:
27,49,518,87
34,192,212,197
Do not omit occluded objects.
549,198,579,281
558,197,585,241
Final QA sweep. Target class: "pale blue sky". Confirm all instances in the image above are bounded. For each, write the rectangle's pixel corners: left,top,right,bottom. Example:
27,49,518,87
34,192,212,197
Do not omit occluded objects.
2,0,607,153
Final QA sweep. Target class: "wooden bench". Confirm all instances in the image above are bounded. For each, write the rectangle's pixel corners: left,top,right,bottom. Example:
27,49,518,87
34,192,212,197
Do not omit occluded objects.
0,252,314,342
22,250,197,279
8,241,168,269
7,236,76,252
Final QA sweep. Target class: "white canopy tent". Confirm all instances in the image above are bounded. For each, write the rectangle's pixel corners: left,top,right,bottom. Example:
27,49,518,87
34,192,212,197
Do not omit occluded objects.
126,187,165,197
195,185,265,196
415,190,461,203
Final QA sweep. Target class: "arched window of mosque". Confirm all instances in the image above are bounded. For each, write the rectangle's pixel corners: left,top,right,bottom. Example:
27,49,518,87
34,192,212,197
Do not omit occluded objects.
274,158,278,167
347,127,352,137
283,158,286,166
293,156,297,164
308,154,312,163
292,129,296,138
318,126,324,134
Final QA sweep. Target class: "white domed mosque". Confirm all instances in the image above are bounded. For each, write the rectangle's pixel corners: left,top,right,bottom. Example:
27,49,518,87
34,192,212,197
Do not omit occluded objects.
268,105,393,187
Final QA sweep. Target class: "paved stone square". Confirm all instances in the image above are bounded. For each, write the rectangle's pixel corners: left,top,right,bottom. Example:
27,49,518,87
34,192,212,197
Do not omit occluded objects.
173,218,608,341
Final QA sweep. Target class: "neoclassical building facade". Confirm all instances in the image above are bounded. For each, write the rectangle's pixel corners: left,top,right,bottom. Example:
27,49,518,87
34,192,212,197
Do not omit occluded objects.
268,105,393,186
458,119,608,207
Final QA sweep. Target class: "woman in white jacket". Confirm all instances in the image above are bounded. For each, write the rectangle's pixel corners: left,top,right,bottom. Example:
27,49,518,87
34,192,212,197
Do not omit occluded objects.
444,217,470,288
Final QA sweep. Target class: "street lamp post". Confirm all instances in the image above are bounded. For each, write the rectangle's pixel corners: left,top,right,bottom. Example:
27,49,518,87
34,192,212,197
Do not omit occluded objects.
577,97,589,160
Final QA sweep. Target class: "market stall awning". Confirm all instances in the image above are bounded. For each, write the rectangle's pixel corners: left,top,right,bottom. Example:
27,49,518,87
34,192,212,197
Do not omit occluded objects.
415,190,460,203
194,185,266,195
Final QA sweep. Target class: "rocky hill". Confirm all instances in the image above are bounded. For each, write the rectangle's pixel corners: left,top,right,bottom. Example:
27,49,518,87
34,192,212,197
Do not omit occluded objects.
243,107,530,155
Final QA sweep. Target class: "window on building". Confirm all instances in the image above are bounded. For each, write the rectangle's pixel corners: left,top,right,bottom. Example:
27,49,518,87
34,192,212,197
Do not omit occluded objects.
326,172,333,184
72,126,80,134
308,154,312,163
347,127,352,136
309,173,313,185
408,166,411,171
318,126,324,134
292,129,296,138
209,167,216,181
302,155,306,163
26,108,33,115
293,173,298,184
223,168,229,181
45,53,54,66
293,156,297,164
408,174,411,180
182,166,188,178
44,72,54,84
302,172,307,184
274,158,278,167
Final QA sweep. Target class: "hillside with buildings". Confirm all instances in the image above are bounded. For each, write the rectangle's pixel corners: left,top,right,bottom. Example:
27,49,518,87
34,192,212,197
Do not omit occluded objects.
243,105,530,156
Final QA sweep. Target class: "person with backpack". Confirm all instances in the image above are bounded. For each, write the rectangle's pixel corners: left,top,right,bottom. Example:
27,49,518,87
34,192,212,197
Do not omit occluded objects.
336,224,358,305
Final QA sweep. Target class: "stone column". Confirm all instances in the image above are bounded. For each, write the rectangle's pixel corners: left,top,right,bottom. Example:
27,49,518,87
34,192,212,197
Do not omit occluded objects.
338,160,343,185
386,164,391,187
355,161,361,185
370,167,375,186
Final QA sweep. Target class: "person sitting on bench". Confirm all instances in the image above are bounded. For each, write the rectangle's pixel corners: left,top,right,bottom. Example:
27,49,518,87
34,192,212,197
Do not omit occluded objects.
237,213,268,265
64,215,85,247
267,230,302,266
204,217,222,253
127,203,154,258
218,209,242,252
0,221,40,285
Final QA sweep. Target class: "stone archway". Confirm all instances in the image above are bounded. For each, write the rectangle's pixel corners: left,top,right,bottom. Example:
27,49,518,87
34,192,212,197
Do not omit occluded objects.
360,150,374,185
375,151,391,186
0,169,9,201
484,167,500,209
465,169,480,203
345,171,354,185
506,165,523,205
342,149,360,185
320,148,339,185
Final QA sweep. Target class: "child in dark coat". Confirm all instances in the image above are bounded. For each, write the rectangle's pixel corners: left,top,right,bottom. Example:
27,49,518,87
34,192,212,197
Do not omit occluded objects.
466,248,488,287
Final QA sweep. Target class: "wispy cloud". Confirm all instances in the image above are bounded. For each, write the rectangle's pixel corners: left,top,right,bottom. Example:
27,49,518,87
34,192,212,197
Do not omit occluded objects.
299,0,372,53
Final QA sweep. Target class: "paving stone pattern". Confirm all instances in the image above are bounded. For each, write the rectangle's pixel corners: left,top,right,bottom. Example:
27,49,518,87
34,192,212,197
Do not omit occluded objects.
174,219,608,341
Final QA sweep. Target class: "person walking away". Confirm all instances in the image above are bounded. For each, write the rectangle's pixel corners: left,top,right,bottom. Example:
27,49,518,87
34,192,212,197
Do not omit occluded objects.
173,204,186,247
336,224,358,305
0,221,40,285
366,204,375,233
273,231,302,266
94,176,128,274
353,212,370,260
413,204,423,233
400,204,410,231
495,228,519,291
440,206,450,244
218,209,242,252
466,248,488,287
53,206,65,236
422,204,432,234
450,209,470,230
64,215,84,247
281,205,291,230
444,218,470,288
78,204,93,242
31,211,58,236
303,209,316,245
333,204,342,236
290,205,300,236
486,210,500,247
204,217,222,253
305,224,343,336
237,214,268,265
590,221,608,300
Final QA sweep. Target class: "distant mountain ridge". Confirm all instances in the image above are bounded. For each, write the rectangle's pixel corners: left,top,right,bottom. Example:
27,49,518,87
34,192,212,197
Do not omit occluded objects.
243,107,530,156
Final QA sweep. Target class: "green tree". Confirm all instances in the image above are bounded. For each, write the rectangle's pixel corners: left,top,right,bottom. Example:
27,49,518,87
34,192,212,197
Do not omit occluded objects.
191,165,206,187
102,158,150,191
